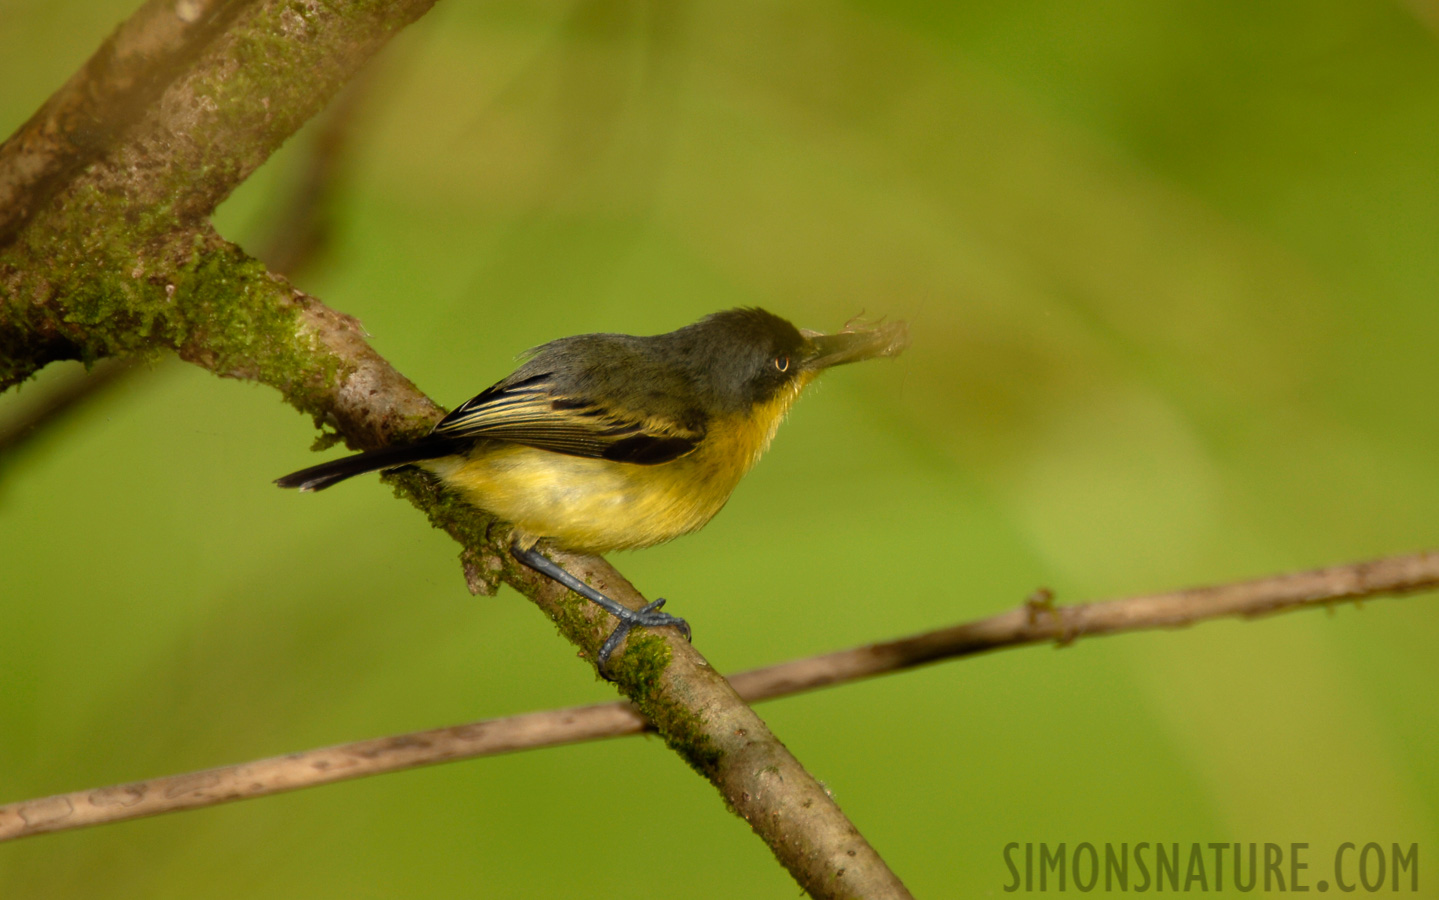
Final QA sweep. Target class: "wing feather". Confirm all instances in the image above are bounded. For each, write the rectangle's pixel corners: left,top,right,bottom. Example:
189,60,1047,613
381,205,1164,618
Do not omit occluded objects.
432,372,704,465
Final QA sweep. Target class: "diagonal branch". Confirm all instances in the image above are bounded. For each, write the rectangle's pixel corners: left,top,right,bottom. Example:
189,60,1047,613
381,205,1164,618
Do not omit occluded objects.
0,0,442,390
2,548,1433,843
0,2,912,895
0,65,369,464
0,0,251,247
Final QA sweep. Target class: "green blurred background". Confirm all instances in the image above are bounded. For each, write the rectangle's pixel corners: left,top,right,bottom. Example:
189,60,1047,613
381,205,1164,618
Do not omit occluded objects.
3,0,1438,896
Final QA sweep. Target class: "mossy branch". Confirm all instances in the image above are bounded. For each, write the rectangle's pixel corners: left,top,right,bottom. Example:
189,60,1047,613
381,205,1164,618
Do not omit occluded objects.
0,0,250,247
0,1,911,896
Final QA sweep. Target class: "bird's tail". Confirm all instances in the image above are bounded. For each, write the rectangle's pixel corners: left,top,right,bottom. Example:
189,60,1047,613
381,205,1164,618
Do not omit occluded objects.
275,438,463,492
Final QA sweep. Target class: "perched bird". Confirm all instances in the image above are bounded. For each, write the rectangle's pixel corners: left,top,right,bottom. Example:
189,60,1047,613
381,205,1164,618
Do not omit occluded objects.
277,307,908,672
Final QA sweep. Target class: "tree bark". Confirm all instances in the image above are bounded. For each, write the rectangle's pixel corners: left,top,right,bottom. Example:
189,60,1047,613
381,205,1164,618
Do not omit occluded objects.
0,1,912,895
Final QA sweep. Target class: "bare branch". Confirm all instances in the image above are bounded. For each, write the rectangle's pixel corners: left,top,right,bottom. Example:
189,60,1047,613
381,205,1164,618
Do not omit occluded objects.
737,548,1439,693
3,548,1431,845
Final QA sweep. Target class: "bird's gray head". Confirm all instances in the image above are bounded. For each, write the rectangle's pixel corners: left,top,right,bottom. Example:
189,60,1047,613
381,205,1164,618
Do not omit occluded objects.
669,307,909,412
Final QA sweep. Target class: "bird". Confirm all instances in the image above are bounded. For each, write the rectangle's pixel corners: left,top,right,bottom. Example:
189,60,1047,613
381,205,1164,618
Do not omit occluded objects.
277,307,908,673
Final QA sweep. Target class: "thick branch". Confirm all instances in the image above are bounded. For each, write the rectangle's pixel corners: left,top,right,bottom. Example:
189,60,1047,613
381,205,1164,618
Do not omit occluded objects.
0,3,912,894
0,74,364,462
0,0,249,246
1,0,439,388
2,548,1432,844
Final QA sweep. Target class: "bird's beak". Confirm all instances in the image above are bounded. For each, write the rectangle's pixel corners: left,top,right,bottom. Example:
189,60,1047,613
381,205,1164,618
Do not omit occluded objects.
801,319,910,370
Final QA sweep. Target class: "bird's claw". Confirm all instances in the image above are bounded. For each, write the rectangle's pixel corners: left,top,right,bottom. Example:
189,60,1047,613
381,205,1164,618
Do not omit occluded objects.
596,598,692,679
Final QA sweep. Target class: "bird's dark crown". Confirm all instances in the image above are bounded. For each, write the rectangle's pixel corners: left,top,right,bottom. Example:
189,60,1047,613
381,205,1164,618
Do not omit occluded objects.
667,308,808,411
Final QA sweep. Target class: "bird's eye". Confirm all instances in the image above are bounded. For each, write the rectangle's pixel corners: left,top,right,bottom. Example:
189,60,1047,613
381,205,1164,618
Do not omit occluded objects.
773,355,790,373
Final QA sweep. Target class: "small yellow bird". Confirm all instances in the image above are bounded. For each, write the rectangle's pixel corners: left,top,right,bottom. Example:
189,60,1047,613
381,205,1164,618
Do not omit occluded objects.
278,308,907,671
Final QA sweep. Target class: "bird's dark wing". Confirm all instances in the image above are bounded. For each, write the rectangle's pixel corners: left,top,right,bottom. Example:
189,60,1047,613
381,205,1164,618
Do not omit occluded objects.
432,372,704,465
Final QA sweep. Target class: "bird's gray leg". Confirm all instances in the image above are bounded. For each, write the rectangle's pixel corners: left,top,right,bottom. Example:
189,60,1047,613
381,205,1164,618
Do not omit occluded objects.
510,541,691,677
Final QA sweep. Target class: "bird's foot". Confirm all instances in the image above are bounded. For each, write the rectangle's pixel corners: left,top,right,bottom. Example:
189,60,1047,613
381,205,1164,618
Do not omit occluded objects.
510,541,692,680
597,598,691,678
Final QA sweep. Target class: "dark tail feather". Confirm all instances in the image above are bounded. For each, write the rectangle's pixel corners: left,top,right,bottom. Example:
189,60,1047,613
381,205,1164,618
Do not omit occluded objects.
275,438,463,492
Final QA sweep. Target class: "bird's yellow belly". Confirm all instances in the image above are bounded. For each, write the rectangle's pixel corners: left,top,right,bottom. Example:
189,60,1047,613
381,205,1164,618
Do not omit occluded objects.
423,440,747,553
422,387,806,554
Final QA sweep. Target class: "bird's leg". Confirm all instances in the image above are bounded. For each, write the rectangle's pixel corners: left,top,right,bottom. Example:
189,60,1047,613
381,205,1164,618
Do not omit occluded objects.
510,541,691,678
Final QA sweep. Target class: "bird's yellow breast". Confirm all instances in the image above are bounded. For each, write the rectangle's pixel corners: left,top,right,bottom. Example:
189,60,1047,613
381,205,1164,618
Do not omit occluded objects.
423,375,812,553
